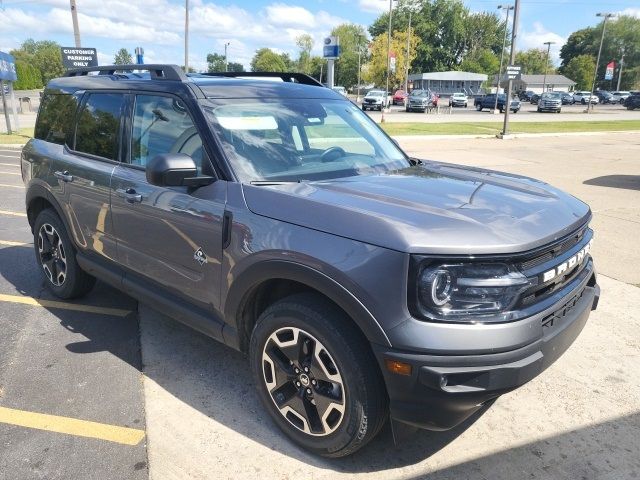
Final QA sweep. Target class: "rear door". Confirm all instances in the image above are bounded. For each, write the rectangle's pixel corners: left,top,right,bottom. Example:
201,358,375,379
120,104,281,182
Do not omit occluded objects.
51,91,125,261
109,93,226,310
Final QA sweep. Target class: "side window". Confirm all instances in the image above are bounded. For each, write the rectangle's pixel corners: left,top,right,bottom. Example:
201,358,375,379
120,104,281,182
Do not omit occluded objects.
130,95,206,174
34,93,78,146
75,93,125,160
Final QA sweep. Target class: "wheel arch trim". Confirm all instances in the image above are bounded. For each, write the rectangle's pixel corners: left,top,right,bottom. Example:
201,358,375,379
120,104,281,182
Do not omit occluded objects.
224,260,392,348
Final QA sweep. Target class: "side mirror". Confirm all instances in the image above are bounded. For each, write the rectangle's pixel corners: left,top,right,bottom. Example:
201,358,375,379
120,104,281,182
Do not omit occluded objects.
146,153,213,187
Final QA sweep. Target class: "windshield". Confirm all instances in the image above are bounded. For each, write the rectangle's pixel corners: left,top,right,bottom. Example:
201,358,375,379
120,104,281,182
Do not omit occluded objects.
367,91,384,97
542,92,561,99
410,90,428,97
453,93,465,97
202,98,408,183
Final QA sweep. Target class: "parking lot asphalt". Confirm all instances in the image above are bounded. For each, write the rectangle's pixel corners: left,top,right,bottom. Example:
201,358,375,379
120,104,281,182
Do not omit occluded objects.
0,149,147,480
0,136,639,479
363,102,640,123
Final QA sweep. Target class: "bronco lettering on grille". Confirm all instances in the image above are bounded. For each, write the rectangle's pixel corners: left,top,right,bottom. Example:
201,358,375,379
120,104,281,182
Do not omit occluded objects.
542,240,593,283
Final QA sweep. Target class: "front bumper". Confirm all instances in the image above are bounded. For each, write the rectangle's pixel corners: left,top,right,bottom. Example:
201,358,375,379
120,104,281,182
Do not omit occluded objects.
372,273,600,431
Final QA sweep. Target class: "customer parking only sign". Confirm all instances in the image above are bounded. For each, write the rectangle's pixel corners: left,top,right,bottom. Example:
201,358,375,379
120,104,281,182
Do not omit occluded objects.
60,47,98,69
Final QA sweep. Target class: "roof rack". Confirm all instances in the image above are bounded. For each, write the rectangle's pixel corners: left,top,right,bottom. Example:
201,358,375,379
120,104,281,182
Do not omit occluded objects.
198,71,324,87
64,64,187,81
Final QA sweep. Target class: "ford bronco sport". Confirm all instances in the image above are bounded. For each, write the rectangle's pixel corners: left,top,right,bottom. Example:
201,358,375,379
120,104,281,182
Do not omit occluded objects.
22,65,599,457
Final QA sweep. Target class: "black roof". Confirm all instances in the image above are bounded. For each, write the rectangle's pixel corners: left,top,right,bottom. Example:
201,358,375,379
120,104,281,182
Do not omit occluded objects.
46,64,342,100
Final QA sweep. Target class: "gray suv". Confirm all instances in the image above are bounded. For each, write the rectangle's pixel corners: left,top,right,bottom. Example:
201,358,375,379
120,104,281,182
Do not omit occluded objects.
22,65,600,458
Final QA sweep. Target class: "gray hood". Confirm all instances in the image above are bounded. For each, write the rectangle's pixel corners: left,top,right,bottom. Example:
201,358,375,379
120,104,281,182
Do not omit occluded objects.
242,162,591,255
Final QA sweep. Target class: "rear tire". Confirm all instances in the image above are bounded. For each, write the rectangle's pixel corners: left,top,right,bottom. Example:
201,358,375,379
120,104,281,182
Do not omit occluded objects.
33,209,96,299
476,104,482,111
250,293,387,458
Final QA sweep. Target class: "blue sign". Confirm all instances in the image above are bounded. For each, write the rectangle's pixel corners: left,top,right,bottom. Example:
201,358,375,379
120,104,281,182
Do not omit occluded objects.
323,45,340,58
0,51,17,82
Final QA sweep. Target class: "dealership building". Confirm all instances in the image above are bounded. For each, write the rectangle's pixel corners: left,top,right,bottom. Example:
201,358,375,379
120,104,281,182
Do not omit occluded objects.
494,74,577,94
408,71,488,95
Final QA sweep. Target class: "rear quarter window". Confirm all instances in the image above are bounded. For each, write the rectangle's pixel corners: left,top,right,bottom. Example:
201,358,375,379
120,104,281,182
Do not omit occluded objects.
34,93,78,146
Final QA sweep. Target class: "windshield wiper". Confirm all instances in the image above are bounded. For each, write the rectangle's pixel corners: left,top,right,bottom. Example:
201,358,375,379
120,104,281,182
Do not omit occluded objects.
249,180,305,186
408,158,423,166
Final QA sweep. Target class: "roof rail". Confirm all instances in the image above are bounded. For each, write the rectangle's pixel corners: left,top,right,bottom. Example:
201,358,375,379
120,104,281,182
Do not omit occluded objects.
198,71,324,87
64,64,187,81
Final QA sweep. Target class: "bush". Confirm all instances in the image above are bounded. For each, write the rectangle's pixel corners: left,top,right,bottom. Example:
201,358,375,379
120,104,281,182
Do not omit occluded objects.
13,61,43,90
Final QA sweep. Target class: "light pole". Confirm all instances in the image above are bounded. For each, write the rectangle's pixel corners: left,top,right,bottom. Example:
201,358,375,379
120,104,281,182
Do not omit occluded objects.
382,0,396,123
357,35,364,103
70,0,81,48
501,0,520,137
616,46,625,91
184,0,190,73
494,4,514,113
404,6,415,96
588,12,615,112
224,42,231,71
542,41,555,93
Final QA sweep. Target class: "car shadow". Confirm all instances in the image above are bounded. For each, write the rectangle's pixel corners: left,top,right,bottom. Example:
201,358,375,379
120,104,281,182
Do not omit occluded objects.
0,244,488,472
583,175,640,191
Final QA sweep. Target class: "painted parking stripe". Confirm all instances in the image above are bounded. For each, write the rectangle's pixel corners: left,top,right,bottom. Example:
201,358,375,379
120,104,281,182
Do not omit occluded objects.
0,406,145,446
0,293,132,317
0,209,27,217
0,240,30,247
0,163,19,167
0,154,20,158
0,171,21,175
0,183,24,189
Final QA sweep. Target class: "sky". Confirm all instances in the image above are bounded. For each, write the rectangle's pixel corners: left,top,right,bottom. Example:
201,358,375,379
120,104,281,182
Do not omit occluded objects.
0,0,639,71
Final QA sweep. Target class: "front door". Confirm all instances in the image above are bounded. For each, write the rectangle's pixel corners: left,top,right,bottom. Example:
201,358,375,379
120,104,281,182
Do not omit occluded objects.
110,93,226,310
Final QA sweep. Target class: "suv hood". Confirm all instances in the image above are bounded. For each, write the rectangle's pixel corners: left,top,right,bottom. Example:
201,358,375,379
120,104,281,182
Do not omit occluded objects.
242,162,591,254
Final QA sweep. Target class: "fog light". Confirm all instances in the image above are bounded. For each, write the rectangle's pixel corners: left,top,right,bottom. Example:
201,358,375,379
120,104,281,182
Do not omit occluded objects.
385,359,412,376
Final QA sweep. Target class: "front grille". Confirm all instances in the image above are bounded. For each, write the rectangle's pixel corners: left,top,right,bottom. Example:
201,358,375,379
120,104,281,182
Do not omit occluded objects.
519,225,588,270
541,286,586,329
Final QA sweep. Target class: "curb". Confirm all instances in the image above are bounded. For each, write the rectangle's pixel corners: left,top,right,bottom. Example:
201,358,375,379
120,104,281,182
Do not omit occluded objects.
393,130,640,141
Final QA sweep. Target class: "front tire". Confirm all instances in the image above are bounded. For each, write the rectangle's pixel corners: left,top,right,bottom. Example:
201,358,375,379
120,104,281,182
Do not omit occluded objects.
33,209,96,299
476,104,482,111
250,293,387,458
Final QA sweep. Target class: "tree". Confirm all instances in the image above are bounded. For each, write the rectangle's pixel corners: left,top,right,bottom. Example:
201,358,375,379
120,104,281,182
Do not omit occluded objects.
562,55,596,90
369,0,505,73
330,23,369,89
251,48,287,72
13,61,43,89
295,34,314,74
10,39,64,84
114,48,133,65
207,52,245,73
514,48,555,75
363,29,419,89
460,48,500,75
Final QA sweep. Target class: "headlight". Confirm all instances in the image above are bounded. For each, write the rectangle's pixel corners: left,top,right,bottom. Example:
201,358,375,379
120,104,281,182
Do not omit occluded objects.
411,261,536,322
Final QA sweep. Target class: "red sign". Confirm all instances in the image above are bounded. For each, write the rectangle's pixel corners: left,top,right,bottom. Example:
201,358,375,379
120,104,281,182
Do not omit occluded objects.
605,61,615,80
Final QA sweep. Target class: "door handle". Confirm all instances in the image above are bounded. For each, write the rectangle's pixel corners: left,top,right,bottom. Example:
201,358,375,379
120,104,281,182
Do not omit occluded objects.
54,170,73,183
116,188,143,204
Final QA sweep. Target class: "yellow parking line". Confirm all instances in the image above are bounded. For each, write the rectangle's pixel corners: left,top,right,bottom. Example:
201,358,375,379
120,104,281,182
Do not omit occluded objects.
0,209,27,217
0,293,132,317
0,183,23,189
0,240,30,247
0,171,20,175
0,406,145,446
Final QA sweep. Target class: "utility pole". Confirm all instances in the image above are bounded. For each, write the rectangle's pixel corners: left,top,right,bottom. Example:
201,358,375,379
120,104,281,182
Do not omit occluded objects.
404,7,413,96
224,42,230,71
70,0,81,48
184,0,190,73
494,4,513,113
357,36,363,102
501,0,520,137
616,47,625,91
542,41,555,92
588,12,615,112
382,0,395,123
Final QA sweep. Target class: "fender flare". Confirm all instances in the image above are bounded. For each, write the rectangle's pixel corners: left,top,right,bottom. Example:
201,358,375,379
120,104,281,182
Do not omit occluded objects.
224,260,392,348
25,183,68,232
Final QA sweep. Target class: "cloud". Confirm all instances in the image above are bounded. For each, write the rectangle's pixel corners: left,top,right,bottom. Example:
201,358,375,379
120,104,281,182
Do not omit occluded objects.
519,22,566,64
619,8,640,18
358,0,388,14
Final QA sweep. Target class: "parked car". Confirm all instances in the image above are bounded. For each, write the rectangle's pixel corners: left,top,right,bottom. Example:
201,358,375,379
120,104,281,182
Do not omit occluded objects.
573,91,599,105
595,91,614,104
392,90,408,105
362,89,390,111
475,94,520,113
332,86,347,97
560,92,574,105
406,89,435,112
530,93,541,105
448,92,468,108
23,64,600,458
518,90,535,101
537,92,562,113
610,91,631,104
625,93,640,110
